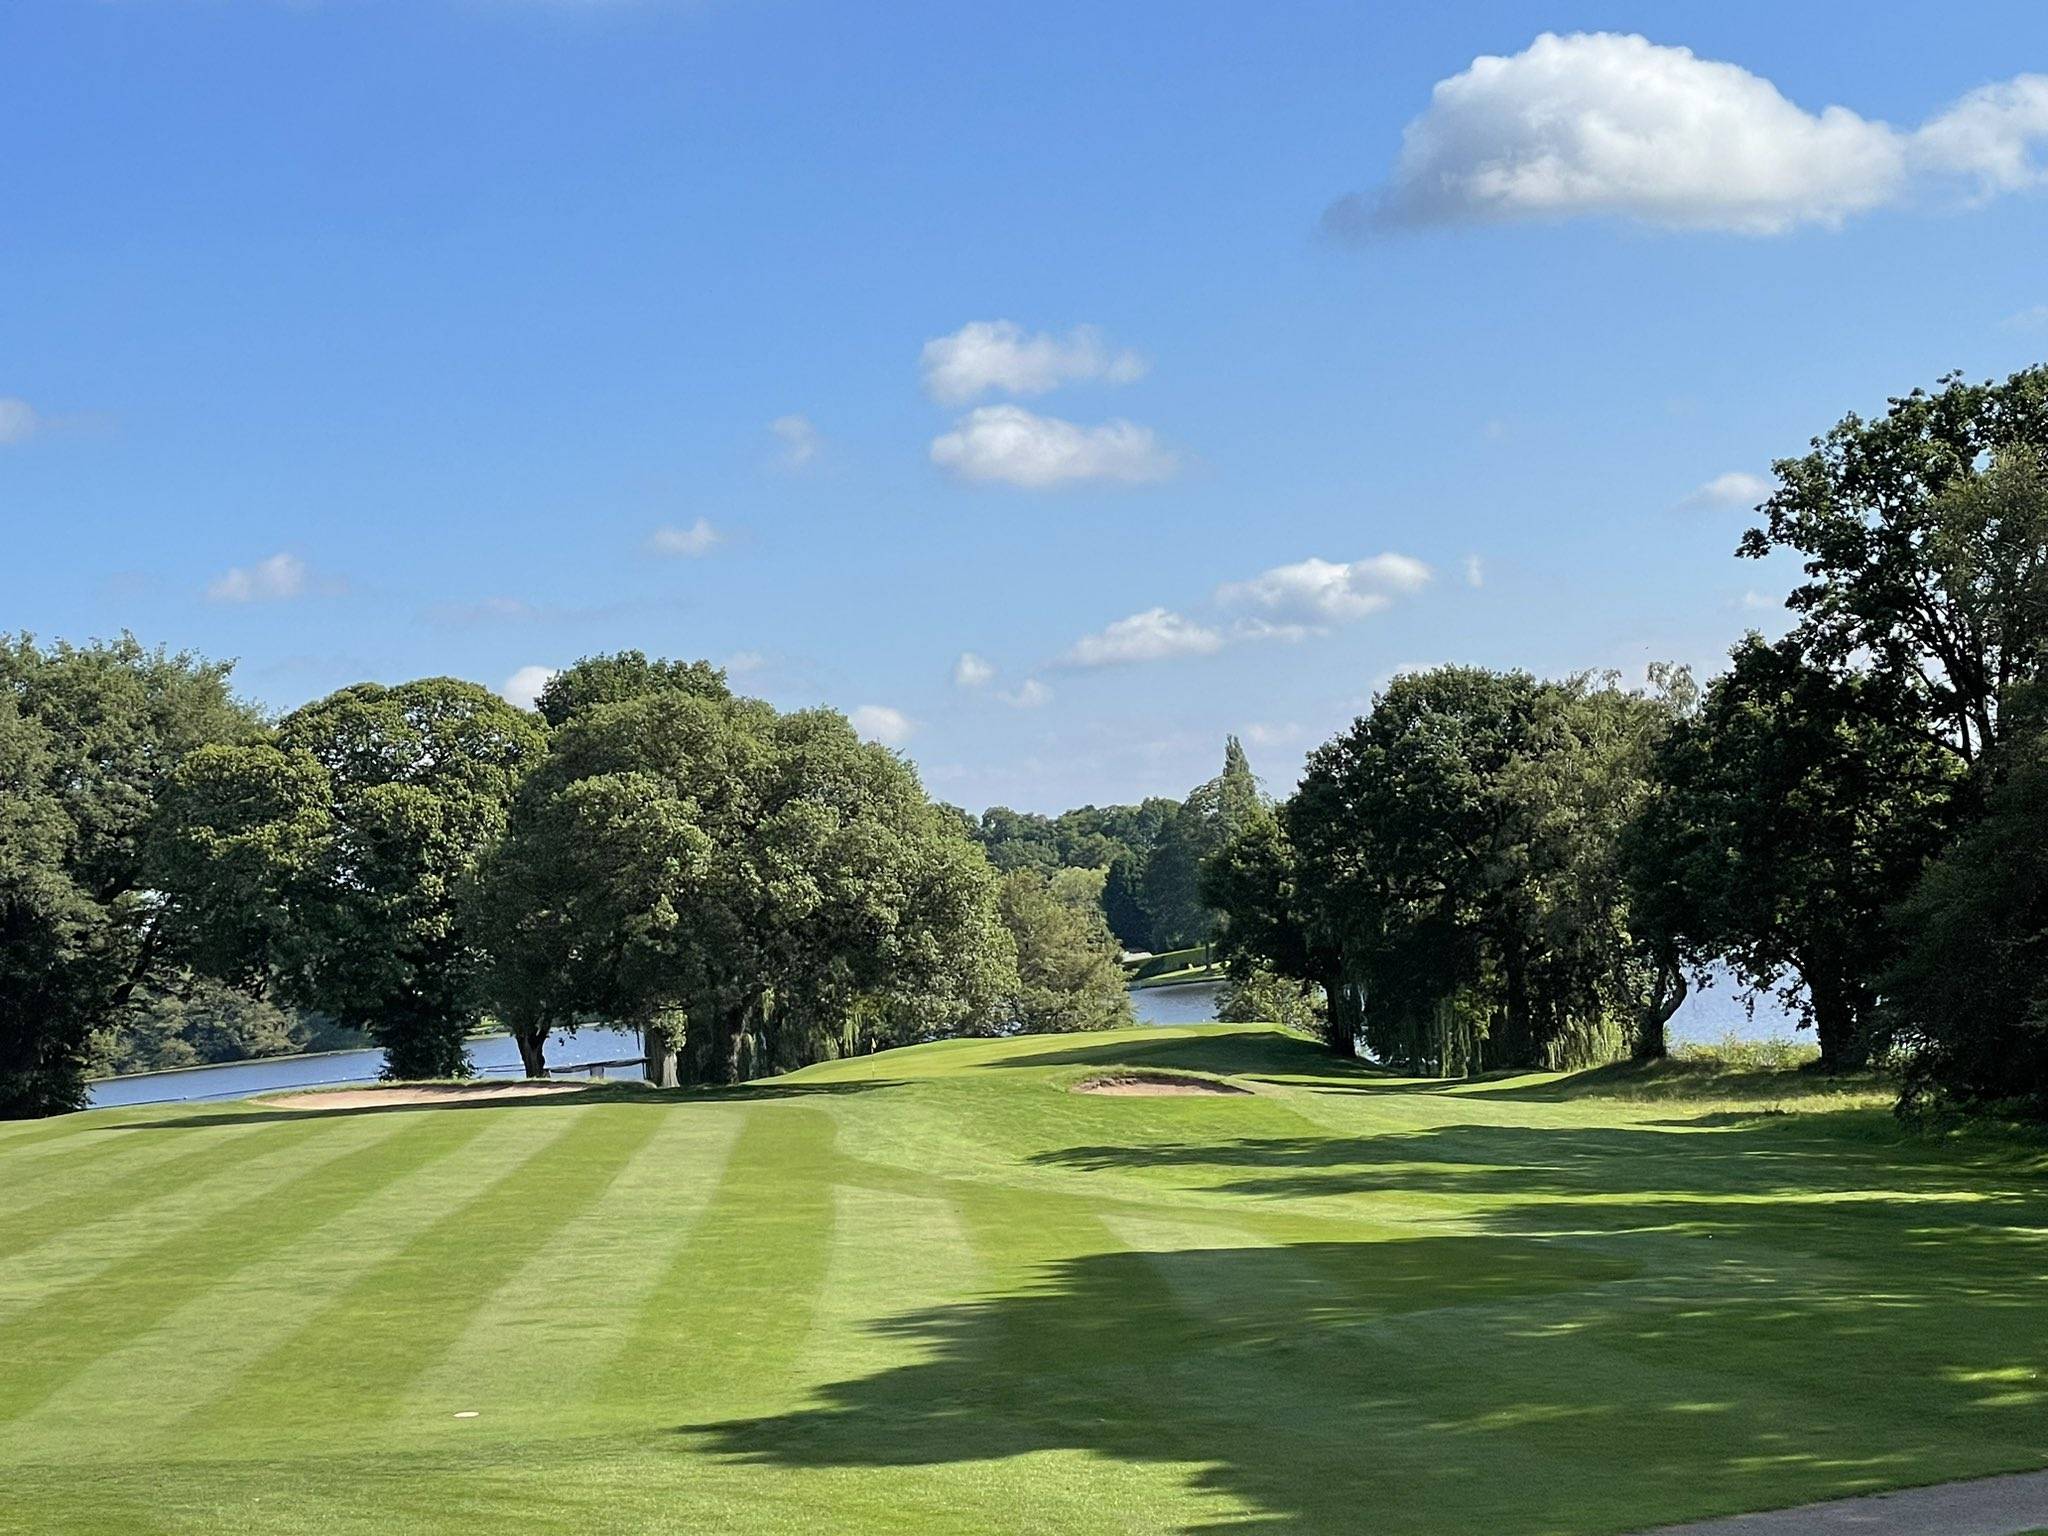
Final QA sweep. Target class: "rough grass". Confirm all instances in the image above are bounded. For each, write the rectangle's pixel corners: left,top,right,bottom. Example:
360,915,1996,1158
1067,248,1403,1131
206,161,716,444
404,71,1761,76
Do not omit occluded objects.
4,1024,2047,1535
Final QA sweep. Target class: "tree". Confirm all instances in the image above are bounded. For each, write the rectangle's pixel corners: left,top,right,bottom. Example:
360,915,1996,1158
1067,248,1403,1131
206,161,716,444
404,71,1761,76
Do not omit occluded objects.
472,686,1015,1082
1882,704,2048,1112
1635,637,1958,1070
1144,738,1265,950
1741,368,2048,766
160,679,546,1080
996,869,1133,1034
0,636,260,1117
532,651,730,728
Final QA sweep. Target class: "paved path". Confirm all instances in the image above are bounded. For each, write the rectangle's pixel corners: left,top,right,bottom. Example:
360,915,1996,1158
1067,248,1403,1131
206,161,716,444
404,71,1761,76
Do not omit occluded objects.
1641,1469,2048,1534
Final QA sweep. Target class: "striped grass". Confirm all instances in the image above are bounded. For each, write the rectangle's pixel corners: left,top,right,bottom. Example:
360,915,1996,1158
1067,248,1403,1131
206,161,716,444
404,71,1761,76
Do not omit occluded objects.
3,1025,2046,1535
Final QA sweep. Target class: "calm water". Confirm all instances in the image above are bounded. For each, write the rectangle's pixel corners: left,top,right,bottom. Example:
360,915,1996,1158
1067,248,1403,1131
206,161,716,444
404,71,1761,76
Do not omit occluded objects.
84,968,1799,1109
1127,968,1802,1046
84,1026,649,1110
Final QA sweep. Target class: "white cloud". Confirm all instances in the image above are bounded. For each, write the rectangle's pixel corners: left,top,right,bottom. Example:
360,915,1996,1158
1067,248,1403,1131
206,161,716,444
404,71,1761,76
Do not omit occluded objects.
500,665,557,711
930,405,1175,489
770,413,820,468
0,397,41,445
953,651,996,689
998,678,1053,708
1064,608,1224,667
921,321,1146,406
1737,589,1777,611
647,518,722,557
849,704,914,746
1217,553,1432,629
1681,471,1774,510
2005,304,2048,329
1464,554,1485,588
724,649,767,676
206,552,310,603
1355,32,2048,236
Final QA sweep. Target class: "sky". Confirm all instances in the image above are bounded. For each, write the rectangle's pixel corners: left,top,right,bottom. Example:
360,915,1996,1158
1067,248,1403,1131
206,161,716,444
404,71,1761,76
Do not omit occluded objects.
4,1,2047,813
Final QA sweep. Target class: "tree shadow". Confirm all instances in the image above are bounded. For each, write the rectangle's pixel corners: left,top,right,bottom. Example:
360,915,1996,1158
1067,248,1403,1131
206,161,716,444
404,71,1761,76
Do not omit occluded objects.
684,1206,2048,1534
984,1029,1390,1085
1024,1111,2043,1214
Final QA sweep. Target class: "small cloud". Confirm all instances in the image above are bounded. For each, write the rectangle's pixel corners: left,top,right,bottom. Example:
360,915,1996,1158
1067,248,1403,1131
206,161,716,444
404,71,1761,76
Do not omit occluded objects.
953,651,996,689
647,518,723,557
2005,304,2048,329
1481,418,1509,442
1736,589,1778,611
1064,608,1224,667
724,650,767,676
500,665,557,711
930,405,1175,489
921,321,1146,406
998,678,1053,708
0,397,42,446
770,413,820,468
1680,471,1774,510
1464,554,1485,588
1217,553,1432,630
849,704,914,746
206,552,312,604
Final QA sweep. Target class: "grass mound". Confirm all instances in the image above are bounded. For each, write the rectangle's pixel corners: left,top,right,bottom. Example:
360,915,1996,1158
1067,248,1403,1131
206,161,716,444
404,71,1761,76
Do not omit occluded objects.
5,1024,2046,1534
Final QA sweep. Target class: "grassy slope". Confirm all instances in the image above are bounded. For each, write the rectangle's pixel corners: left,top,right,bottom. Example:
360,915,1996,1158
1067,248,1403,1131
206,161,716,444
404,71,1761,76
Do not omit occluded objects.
3,1025,2046,1535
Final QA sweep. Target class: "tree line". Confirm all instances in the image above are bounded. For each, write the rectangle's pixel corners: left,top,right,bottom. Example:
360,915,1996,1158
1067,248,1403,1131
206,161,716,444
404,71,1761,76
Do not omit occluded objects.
1203,367,2048,1117
8,365,2047,1120
1,650,1130,1117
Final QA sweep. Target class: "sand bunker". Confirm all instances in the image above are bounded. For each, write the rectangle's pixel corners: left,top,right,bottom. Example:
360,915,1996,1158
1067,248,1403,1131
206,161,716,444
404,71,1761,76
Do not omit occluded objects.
1071,1072,1250,1097
261,1081,591,1110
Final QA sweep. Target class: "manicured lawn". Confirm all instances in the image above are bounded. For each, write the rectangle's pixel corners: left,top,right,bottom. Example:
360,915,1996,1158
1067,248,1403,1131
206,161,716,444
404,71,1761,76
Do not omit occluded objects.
4,1025,2047,1534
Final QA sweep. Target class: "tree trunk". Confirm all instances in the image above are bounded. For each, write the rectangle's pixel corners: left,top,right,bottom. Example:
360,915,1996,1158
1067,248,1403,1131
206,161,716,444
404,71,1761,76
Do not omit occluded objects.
1499,940,1535,1070
512,1022,550,1079
1806,973,1871,1073
1634,960,1686,1063
1323,970,1359,1060
643,1023,679,1089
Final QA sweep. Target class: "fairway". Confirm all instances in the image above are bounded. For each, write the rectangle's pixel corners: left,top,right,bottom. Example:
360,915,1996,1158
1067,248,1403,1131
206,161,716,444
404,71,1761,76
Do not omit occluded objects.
5,1025,2047,1535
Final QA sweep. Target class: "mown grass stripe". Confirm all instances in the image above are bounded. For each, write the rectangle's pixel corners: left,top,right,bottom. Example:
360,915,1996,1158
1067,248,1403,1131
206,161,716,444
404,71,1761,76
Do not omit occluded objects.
181,1102,651,1445
0,1116,376,1326
12,1108,575,1465
591,1102,839,1423
0,1108,488,1423
395,1102,744,1437
0,1121,319,1264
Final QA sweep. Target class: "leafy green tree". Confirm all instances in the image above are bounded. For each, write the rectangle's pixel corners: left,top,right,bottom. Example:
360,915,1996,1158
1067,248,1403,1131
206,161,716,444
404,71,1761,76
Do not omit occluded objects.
1636,637,1958,1069
93,979,305,1075
1144,737,1264,950
532,651,729,728
0,636,260,1116
995,869,1133,1034
160,679,546,1080
1742,368,2048,765
1214,964,1325,1034
1882,711,2048,1112
472,687,1014,1082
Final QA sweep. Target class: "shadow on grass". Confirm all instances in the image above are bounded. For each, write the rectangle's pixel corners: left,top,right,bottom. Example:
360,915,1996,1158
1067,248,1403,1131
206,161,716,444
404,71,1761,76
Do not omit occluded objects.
689,1116,2048,1534
103,1076,906,1130
985,1028,1391,1086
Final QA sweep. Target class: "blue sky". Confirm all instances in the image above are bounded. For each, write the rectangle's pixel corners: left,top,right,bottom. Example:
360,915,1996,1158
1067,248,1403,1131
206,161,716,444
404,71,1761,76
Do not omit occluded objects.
5,1,2047,811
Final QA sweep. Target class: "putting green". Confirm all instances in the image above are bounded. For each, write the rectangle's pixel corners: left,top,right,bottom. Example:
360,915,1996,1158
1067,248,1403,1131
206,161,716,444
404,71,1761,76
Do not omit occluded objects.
4,1025,2045,1535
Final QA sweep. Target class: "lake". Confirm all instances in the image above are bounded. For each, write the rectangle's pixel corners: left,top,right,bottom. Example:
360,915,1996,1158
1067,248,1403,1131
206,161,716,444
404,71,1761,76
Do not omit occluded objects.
84,967,1799,1109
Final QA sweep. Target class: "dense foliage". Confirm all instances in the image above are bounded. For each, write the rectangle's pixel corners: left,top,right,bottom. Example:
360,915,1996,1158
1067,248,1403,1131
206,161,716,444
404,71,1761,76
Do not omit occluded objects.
470,670,1017,1084
0,637,261,1116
